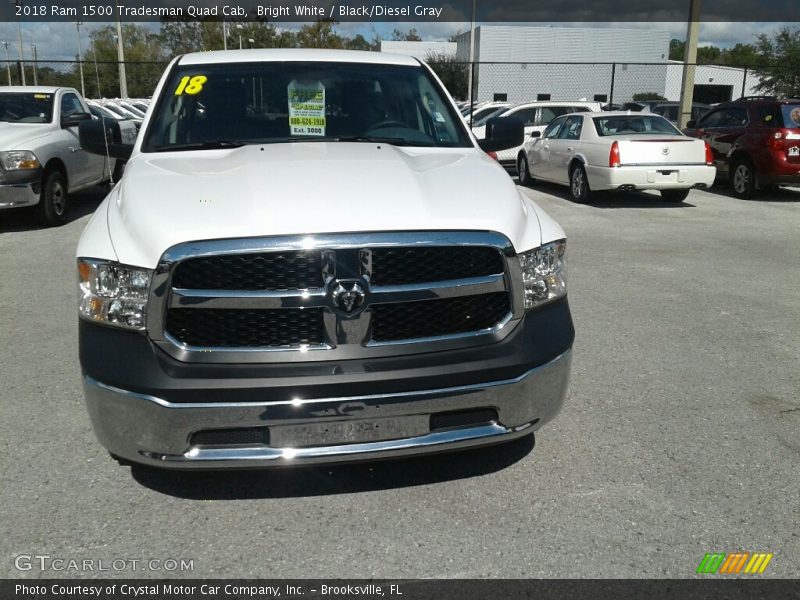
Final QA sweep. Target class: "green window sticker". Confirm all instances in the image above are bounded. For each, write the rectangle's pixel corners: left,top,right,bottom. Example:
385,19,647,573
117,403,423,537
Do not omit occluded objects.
288,81,326,136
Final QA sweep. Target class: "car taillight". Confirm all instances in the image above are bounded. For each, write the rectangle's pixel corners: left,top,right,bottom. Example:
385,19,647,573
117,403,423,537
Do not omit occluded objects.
767,129,788,151
609,141,621,167
705,141,714,166
486,151,498,160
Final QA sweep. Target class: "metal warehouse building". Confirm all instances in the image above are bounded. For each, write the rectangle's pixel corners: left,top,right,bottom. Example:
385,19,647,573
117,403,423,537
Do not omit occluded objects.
379,40,457,61
453,25,672,103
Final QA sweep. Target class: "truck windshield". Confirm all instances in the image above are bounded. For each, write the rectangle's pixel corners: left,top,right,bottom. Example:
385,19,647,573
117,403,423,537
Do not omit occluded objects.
143,61,471,152
0,92,54,123
593,115,682,136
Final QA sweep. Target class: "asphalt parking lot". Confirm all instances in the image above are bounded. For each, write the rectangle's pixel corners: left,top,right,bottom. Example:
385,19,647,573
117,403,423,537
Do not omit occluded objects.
1,182,798,579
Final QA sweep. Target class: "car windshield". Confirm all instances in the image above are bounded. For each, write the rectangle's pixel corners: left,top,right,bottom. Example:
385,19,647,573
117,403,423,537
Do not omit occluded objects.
0,92,54,123
592,115,682,136
782,104,800,129
143,61,471,152
473,107,509,127
468,105,505,123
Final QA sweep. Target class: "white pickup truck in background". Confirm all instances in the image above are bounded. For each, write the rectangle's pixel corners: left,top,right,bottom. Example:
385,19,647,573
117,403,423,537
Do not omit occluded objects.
0,86,112,225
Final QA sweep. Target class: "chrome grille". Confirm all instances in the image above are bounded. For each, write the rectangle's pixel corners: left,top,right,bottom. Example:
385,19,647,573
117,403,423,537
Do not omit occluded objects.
370,293,511,342
369,246,504,285
149,232,523,363
166,308,325,348
172,251,323,290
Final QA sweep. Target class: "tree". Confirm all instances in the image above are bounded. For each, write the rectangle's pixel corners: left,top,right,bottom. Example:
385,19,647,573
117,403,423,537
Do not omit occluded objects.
721,43,760,67
82,24,165,98
669,39,685,61
697,45,722,64
344,34,374,51
391,28,422,42
296,20,343,48
425,50,468,100
751,27,800,97
633,92,667,101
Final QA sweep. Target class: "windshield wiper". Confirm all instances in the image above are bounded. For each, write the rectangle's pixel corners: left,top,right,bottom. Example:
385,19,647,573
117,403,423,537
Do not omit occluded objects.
180,136,436,148
333,135,434,147
152,140,247,152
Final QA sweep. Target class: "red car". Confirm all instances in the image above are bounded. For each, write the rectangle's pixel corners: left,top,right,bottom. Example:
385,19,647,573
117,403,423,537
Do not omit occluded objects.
683,96,800,198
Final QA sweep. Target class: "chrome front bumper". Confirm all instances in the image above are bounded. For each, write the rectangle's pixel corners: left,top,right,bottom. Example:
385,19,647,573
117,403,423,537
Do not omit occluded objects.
0,182,40,209
83,350,571,469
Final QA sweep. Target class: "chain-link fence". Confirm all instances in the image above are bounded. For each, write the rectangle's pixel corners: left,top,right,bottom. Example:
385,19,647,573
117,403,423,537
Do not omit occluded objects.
1,58,797,109
0,60,168,99
428,61,800,110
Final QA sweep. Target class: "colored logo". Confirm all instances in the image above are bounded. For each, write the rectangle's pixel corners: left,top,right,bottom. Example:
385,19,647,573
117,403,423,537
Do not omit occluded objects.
696,552,773,574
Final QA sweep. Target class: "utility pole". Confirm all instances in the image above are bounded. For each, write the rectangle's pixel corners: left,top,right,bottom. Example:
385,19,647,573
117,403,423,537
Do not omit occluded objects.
30,43,37,84
2,41,11,85
115,1,128,98
76,21,85,97
15,8,25,85
222,20,227,50
678,0,702,129
237,24,243,50
466,0,477,125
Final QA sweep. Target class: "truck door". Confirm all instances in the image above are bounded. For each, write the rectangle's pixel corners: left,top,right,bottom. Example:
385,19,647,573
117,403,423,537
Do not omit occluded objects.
60,92,103,188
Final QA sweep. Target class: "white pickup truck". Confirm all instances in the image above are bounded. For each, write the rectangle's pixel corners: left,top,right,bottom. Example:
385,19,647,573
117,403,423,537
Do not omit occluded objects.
76,49,574,469
0,86,111,225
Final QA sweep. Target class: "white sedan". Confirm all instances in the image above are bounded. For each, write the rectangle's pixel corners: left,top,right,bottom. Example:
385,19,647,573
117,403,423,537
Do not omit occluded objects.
473,101,601,166
517,111,717,203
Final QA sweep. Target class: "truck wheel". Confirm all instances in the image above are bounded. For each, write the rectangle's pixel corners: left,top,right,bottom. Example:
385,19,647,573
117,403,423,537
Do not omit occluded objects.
660,189,690,202
569,164,591,203
517,154,533,186
109,452,133,467
37,169,68,226
731,159,757,199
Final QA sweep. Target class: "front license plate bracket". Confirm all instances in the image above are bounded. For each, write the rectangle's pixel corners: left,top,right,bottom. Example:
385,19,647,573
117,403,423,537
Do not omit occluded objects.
269,415,430,448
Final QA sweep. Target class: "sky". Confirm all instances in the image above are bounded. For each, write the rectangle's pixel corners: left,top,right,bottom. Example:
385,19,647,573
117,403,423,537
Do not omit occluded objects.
0,21,789,63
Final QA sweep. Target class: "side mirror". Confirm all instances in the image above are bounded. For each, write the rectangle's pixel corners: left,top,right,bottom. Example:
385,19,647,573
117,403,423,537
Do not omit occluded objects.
686,120,697,129
478,117,524,152
79,117,135,160
61,112,92,128
530,130,542,138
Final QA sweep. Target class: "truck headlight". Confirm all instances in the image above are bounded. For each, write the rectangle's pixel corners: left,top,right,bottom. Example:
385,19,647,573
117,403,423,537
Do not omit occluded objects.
77,259,152,330
0,150,41,170
518,240,567,310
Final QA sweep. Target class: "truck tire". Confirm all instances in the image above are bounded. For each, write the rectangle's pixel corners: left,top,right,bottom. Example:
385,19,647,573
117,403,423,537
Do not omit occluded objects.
37,169,68,226
660,189,690,202
569,163,591,203
109,452,133,467
731,158,757,199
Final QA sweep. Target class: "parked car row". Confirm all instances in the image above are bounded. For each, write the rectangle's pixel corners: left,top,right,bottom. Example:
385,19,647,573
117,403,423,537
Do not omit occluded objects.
479,95,799,202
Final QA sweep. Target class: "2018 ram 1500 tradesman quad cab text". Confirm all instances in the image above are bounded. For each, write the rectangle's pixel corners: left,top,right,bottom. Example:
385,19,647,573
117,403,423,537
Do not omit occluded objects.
76,49,574,468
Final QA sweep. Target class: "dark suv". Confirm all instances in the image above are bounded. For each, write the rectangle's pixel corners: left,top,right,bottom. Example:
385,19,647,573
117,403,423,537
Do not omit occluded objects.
683,96,800,198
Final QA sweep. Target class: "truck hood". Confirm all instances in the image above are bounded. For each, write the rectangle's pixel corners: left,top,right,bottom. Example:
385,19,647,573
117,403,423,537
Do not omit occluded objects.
0,122,54,149
107,142,543,268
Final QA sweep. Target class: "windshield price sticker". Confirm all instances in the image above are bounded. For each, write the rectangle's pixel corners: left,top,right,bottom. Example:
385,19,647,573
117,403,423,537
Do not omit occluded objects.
288,81,326,136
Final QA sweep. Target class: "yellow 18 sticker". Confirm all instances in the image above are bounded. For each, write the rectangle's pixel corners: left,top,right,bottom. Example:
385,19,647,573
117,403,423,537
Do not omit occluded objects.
174,75,207,96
